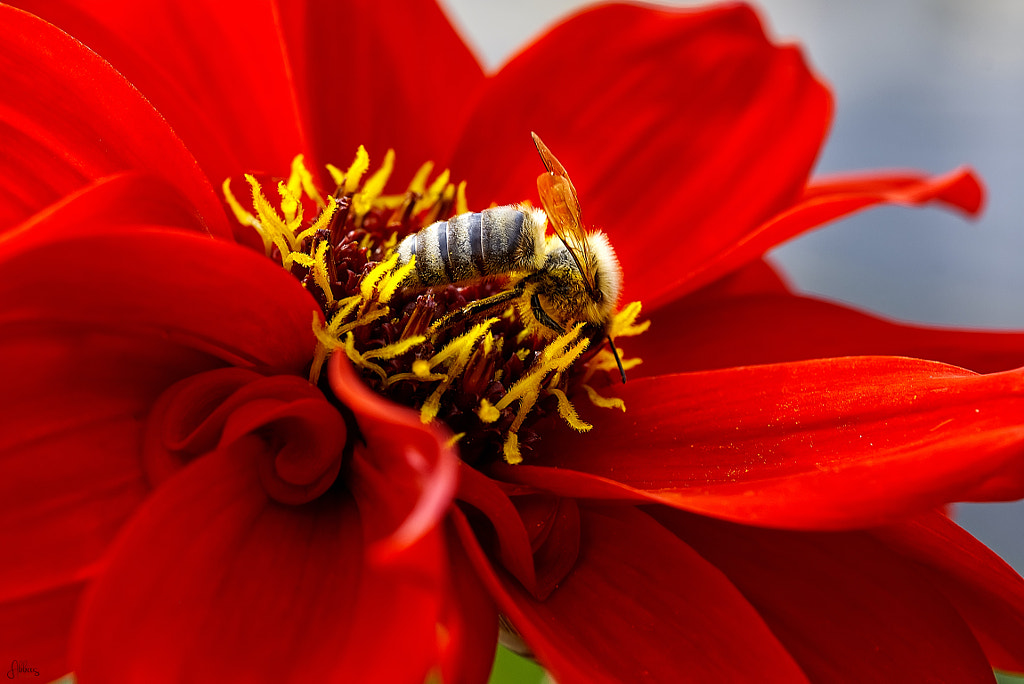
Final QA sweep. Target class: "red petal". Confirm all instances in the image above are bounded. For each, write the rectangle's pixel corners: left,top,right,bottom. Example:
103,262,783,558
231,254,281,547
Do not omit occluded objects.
495,357,1024,528
71,447,446,683
328,353,459,557
0,324,218,614
0,324,225,681
651,508,995,682
449,4,830,307
451,505,808,683
437,519,499,684
0,214,318,375
874,511,1024,673
456,464,538,592
0,5,228,236
277,0,484,183
639,165,986,309
631,291,1024,377
11,0,310,187
0,582,83,683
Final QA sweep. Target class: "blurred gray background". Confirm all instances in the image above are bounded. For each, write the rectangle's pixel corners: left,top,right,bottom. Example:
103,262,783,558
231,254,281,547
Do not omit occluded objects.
440,0,1024,570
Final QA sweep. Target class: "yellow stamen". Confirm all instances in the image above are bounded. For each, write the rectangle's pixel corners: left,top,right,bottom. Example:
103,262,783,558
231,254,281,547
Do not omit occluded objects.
419,319,497,424
360,252,400,300
496,324,590,463
313,240,334,304
477,398,500,424
246,174,299,262
353,149,395,219
343,145,370,194
547,388,592,431
407,161,434,196
222,178,269,254
326,163,346,189
582,383,626,412
455,180,469,216
609,301,650,339
277,180,303,235
288,154,325,208
413,167,450,215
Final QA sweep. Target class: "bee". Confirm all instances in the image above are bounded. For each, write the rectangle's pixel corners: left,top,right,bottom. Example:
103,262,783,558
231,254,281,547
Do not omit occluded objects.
395,133,626,381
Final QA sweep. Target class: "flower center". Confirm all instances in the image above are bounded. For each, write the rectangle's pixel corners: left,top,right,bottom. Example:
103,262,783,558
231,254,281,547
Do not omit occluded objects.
223,148,647,465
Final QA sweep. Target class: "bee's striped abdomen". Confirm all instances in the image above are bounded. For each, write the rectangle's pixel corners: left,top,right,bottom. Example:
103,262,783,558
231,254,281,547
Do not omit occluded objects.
396,205,546,287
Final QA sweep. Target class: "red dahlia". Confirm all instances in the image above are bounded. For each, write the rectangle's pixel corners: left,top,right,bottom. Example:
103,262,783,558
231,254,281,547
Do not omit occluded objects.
2,1,1024,683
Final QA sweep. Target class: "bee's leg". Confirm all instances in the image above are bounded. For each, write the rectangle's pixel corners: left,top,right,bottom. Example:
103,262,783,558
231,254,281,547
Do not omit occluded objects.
530,293,565,335
427,284,524,337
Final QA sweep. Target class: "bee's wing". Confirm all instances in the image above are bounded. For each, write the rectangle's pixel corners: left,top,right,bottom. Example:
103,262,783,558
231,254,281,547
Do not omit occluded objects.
532,133,597,295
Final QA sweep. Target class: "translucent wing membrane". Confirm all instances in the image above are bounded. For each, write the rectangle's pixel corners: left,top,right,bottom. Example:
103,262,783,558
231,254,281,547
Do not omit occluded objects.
532,133,596,295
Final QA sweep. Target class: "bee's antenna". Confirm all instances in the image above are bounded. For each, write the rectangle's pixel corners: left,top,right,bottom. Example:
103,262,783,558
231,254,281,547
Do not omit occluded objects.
608,335,627,384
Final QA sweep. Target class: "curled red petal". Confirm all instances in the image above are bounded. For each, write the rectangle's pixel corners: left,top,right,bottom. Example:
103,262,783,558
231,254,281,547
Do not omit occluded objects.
328,353,458,558
632,291,1024,377
0,5,228,236
652,507,995,682
11,0,311,189
70,447,445,683
450,3,830,308
496,357,1024,528
873,511,1024,673
451,505,808,683
277,0,484,182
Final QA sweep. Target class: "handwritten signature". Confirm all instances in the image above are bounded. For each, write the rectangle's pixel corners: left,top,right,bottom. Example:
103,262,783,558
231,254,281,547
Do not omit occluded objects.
6,661,39,679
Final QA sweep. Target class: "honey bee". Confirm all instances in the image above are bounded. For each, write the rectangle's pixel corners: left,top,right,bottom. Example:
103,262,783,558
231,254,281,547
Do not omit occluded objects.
395,133,626,381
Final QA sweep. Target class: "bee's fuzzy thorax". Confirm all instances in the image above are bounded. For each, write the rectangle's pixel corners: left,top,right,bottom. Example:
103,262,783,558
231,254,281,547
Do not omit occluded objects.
586,230,622,320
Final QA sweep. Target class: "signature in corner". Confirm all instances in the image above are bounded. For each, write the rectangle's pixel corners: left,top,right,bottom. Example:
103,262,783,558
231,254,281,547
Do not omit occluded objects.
6,660,39,679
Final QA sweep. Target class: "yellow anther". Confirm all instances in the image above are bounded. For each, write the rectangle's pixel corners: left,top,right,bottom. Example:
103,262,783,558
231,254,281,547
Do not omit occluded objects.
583,383,626,412
515,348,531,361
455,180,469,216
547,388,592,432
418,319,496,424
610,301,650,339
360,252,400,300
277,180,303,230
310,239,335,305
413,168,450,215
344,145,370,194
477,398,500,424
353,149,395,218
412,359,433,378
246,174,298,260
378,256,416,305
326,163,346,189
341,333,390,381
222,178,269,254
363,335,426,361
494,325,589,465
426,168,450,199
585,348,642,384
288,154,325,208
408,161,434,195
296,195,339,243
446,433,465,448
503,433,522,465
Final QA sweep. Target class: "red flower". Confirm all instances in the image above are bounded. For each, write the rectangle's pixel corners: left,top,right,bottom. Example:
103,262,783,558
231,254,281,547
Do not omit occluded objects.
2,1,1024,682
